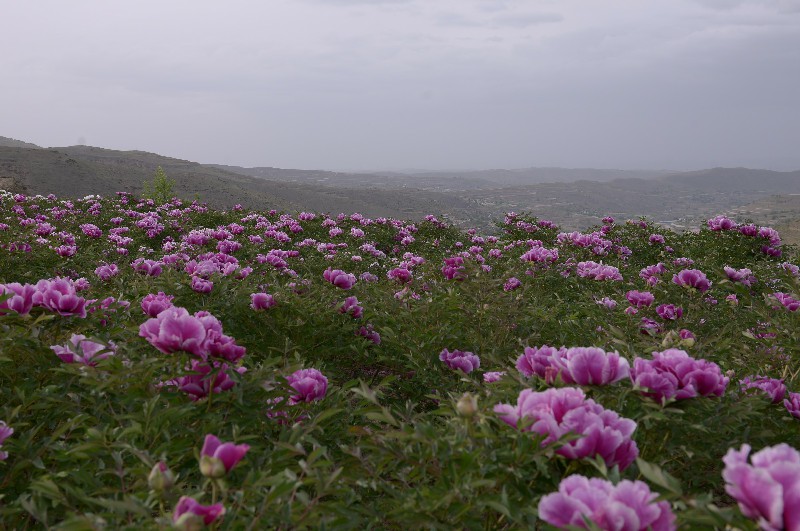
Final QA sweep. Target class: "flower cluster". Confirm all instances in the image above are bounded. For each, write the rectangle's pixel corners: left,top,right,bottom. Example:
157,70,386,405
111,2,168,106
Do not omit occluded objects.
538,475,676,531
631,349,729,403
0,421,12,461
494,387,638,469
723,444,800,531
1,278,88,317
516,345,630,386
440,348,481,374
51,334,116,366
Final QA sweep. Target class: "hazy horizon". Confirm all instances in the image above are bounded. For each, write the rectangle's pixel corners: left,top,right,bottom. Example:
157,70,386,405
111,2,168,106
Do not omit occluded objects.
2,1,798,172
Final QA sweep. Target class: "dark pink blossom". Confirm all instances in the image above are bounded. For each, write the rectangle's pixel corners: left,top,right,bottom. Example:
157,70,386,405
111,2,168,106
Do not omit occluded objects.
168,359,246,401
94,263,119,281
656,304,683,320
554,347,631,386
131,258,163,277
172,496,226,530
356,324,381,345
0,421,13,461
503,277,521,291
250,292,276,310
190,276,214,293
785,392,800,420
740,375,787,403
724,266,756,287
200,433,250,478
723,443,800,531
708,215,737,231
576,261,623,281
338,296,363,318
626,290,655,308
494,387,639,470
672,269,711,292
631,349,729,403
387,267,413,283
516,345,566,380
51,334,116,366
440,348,481,374
33,278,87,317
287,368,328,404
538,475,676,531
141,292,175,317
323,268,356,289
0,282,36,315
140,307,209,357
772,292,800,312
483,371,506,383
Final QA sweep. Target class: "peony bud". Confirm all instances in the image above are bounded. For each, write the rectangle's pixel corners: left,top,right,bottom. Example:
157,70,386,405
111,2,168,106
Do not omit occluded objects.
148,461,175,492
199,455,226,479
456,393,478,417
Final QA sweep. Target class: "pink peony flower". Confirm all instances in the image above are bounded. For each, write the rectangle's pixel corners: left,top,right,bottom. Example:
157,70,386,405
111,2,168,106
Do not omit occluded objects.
656,304,683,320
785,392,800,420
140,306,209,357
0,421,13,461
51,334,116,366
33,278,87,317
516,345,566,380
626,290,655,308
772,292,800,312
94,263,119,281
740,375,787,403
723,443,800,531
483,371,506,383
439,348,481,374
286,368,328,404
168,359,246,401
631,349,729,403
672,269,711,292
494,387,639,470
199,433,250,478
172,496,226,530
338,296,363,318
250,292,276,310
323,268,356,289
191,276,214,293
141,292,175,317
554,347,631,386
538,474,676,530
0,282,36,315
356,324,381,345
724,266,756,287
503,277,521,291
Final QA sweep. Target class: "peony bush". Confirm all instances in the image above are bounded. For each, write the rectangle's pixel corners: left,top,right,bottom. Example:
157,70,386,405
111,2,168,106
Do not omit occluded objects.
0,190,799,528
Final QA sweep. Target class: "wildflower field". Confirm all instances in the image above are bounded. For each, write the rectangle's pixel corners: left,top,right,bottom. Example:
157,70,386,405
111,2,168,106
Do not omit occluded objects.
1,189,799,530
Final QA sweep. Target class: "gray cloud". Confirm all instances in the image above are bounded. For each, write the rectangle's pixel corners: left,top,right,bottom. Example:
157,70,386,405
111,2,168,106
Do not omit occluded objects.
0,0,797,171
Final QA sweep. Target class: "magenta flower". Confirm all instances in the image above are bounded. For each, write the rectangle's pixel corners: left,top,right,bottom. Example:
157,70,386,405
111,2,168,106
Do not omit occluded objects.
287,368,328,404
191,276,214,293
596,297,617,309
172,496,226,530
338,296,363,318
51,334,116,366
626,290,655,308
483,371,506,383
724,266,756,287
672,269,711,292
503,277,521,291
656,304,683,320
439,348,481,374
323,268,356,289
0,282,36,315
772,292,800,312
631,349,729,403
723,444,800,531
740,375,787,403
140,306,209,357
387,267,413,284
538,475,676,531
356,324,381,345
33,278,87,317
94,263,119,281
131,258,163,277
0,421,13,461
200,434,250,478
141,292,175,317
168,359,246,401
516,345,566,381
785,392,800,420
576,261,623,281
494,387,639,470
555,347,631,386
708,215,737,231
250,292,276,310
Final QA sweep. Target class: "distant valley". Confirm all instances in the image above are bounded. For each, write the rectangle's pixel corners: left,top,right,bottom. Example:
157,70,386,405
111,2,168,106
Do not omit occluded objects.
2,135,799,233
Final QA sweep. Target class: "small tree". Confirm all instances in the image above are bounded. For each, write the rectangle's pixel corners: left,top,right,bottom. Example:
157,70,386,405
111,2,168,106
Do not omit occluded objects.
142,166,176,204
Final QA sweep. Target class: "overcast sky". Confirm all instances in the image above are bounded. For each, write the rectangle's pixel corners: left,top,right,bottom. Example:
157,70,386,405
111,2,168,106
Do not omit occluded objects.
2,0,799,171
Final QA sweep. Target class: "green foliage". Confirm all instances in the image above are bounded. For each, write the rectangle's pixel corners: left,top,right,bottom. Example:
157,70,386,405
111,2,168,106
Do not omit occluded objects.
0,193,798,528
141,166,176,205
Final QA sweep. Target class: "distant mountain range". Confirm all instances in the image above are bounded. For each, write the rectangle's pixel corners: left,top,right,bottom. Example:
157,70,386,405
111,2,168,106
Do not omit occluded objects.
2,135,799,230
